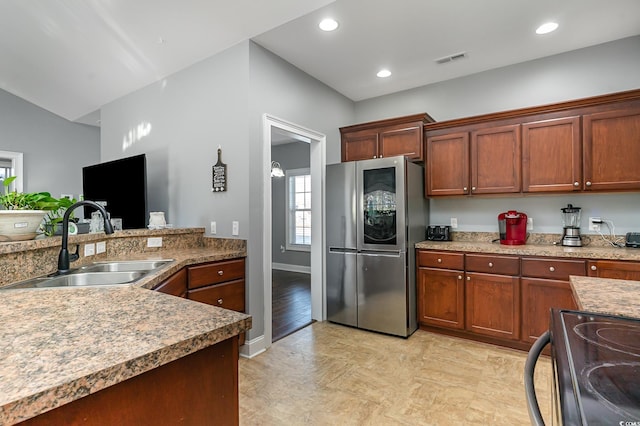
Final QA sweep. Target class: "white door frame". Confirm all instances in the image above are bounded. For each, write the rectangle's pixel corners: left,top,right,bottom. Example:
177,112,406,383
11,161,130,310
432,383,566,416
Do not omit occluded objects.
262,114,326,349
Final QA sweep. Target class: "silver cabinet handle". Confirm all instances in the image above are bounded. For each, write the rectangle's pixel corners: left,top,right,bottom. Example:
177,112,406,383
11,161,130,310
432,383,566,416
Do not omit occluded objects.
466,276,470,281
549,266,555,272
373,155,377,159
574,181,580,187
380,154,383,158
591,265,597,271
586,181,592,187
488,262,493,267
217,298,223,305
437,258,442,263
463,187,468,191
218,270,224,276
458,275,463,280
472,186,476,191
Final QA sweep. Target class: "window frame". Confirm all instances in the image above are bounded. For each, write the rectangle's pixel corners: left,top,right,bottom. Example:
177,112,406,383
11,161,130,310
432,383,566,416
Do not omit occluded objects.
285,167,311,252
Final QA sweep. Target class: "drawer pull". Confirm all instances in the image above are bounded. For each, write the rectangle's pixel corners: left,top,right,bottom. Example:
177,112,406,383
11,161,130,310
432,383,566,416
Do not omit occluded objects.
437,258,442,263
466,276,470,281
591,265,597,271
586,181,592,187
218,270,224,276
488,262,493,268
463,187,468,191
549,266,555,272
458,275,462,280
217,298,224,305
574,181,580,187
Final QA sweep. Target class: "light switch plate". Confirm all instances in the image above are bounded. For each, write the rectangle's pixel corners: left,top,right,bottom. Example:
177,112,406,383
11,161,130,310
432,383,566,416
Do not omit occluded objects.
232,221,239,236
96,241,106,254
147,237,163,247
211,221,216,234
450,218,458,229
527,217,533,231
84,243,95,257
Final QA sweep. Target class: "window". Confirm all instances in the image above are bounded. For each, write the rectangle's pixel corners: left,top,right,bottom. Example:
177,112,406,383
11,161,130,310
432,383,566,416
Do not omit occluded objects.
285,168,311,251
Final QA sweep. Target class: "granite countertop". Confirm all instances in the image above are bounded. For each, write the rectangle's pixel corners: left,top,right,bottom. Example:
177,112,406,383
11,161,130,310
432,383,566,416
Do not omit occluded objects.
570,275,640,319
0,245,251,425
415,240,640,261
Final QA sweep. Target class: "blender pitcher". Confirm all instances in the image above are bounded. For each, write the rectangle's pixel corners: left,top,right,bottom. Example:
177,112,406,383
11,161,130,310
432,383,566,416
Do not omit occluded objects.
561,204,582,246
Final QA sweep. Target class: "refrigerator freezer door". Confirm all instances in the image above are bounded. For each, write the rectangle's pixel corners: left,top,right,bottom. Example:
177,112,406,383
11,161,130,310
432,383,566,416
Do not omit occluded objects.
326,162,357,250
357,250,409,336
326,248,358,327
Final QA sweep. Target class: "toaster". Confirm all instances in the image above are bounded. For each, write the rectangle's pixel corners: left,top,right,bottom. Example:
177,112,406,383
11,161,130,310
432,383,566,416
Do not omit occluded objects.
626,232,640,248
426,225,452,241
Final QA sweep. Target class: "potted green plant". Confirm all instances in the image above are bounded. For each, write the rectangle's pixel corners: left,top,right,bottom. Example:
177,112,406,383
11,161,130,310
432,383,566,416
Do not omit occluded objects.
0,176,59,241
41,195,79,237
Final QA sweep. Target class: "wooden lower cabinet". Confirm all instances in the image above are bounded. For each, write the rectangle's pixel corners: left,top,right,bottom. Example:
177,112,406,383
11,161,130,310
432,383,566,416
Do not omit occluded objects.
417,267,465,329
465,272,520,340
521,278,577,344
21,337,239,426
152,268,187,297
588,260,640,280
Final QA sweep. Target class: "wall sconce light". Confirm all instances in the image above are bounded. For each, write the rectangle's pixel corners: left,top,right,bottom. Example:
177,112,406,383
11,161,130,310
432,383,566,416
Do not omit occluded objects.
271,161,284,178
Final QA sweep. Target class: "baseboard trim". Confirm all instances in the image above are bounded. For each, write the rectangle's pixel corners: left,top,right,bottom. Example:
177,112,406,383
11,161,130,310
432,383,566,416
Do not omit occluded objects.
272,262,311,274
239,334,267,358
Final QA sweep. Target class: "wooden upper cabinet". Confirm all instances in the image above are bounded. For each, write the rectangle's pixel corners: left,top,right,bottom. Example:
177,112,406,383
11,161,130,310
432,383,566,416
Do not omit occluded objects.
471,124,521,194
425,132,470,196
583,106,640,191
341,113,434,162
522,116,582,193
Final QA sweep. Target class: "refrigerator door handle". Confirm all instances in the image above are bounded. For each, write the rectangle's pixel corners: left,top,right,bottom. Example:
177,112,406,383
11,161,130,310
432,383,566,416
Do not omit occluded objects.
329,247,358,253
358,250,402,258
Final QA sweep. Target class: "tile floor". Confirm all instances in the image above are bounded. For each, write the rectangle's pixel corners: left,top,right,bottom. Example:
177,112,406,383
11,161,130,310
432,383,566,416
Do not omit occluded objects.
239,322,552,425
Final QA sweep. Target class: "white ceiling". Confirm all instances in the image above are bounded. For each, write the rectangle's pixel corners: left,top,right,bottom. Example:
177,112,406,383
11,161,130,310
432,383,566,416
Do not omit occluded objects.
0,0,639,126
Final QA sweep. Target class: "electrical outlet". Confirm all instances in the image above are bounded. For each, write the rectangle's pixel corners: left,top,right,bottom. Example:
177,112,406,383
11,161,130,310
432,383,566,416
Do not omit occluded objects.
450,218,458,229
589,217,601,232
211,221,216,234
232,221,239,236
527,217,533,231
96,241,106,254
147,237,163,247
84,243,95,257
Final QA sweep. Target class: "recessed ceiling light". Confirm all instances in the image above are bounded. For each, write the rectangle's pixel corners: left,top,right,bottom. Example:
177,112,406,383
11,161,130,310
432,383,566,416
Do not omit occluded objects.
377,69,392,78
536,22,558,35
319,18,338,32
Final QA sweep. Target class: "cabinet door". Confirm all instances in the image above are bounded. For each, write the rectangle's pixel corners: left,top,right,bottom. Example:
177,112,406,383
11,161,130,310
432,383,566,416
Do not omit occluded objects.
153,268,187,298
588,260,640,280
471,124,521,194
583,107,640,191
522,116,582,192
417,267,465,329
342,131,379,162
521,278,577,344
379,123,423,160
425,132,470,196
465,272,520,340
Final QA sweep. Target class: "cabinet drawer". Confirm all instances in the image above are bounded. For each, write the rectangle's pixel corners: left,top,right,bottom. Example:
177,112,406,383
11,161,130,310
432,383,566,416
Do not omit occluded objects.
188,258,245,289
465,254,519,275
187,279,245,312
417,250,464,270
521,257,586,280
153,268,187,297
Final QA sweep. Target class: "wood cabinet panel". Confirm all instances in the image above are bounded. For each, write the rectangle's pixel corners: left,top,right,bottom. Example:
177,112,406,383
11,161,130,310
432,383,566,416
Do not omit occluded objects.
417,267,465,329
341,131,379,161
188,279,245,312
152,268,187,298
470,124,521,194
379,124,423,160
465,272,520,340
425,132,470,196
417,250,464,269
522,116,582,192
465,253,520,276
583,107,640,191
521,278,577,344
188,258,245,289
588,260,640,280
521,257,586,281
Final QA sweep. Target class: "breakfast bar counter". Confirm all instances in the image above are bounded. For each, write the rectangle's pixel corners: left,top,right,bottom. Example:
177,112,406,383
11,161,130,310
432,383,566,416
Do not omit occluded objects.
570,275,640,319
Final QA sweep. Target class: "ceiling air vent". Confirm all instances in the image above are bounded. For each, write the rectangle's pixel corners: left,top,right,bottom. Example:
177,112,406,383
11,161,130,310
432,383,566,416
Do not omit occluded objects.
435,52,467,64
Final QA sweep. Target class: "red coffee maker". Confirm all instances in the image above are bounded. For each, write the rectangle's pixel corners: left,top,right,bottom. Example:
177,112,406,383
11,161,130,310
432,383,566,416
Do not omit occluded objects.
498,210,528,245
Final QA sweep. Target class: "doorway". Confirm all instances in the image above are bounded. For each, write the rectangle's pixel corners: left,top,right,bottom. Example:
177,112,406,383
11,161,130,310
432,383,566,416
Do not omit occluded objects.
262,114,326,349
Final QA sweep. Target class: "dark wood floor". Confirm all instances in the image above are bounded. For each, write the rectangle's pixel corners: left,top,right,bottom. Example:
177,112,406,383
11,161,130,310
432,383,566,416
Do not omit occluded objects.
272,269,312,342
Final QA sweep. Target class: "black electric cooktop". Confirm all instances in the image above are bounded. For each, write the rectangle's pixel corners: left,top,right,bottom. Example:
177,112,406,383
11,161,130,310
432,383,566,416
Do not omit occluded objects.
552,310,640,425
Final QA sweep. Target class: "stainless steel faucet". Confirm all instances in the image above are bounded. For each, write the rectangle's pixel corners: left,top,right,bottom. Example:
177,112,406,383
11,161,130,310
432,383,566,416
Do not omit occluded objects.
57,200,114,274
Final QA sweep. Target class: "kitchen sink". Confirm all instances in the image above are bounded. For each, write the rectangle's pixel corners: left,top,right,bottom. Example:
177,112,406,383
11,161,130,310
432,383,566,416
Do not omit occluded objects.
2,259,173,290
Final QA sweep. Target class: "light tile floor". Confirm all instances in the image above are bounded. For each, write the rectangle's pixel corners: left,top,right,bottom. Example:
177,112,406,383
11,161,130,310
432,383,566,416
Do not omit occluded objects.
239,322,552,425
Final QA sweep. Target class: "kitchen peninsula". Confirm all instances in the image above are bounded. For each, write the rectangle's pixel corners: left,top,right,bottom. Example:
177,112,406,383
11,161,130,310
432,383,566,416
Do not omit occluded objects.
0,228,251,425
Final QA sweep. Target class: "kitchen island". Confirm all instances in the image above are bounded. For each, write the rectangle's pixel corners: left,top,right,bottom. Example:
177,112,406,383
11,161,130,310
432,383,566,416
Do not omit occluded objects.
570,275,640,318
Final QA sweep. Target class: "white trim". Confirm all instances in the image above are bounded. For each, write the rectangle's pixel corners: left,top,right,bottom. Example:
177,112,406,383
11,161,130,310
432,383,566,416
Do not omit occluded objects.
239,334,267,359
272,262,311,274
262,114,326,352
0,151,24,192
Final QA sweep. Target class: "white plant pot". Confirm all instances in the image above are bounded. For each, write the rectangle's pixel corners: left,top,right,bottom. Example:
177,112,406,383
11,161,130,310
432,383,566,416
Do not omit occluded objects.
0,210,47,241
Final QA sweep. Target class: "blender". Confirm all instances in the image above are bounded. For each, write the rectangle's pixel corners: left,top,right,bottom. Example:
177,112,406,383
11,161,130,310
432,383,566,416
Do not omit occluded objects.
561,204,582,246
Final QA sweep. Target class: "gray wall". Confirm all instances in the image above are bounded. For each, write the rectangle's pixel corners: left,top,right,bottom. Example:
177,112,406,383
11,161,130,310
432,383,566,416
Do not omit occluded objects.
271,141,311,268
99,40,354,340
354,36,640,235
0,88,100,199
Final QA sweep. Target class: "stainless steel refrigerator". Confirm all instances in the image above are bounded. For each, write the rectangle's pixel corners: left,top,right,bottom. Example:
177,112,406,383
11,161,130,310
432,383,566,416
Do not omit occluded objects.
326,155,427,337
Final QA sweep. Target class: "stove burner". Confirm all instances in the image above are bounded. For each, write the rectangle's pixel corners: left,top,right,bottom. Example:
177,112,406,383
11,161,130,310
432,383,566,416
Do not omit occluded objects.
574,321,640,357
583,362,640,420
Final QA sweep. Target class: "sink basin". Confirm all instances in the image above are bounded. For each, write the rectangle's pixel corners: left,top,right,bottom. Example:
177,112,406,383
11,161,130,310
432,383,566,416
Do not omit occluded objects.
78,260,172,273
5,271,145,289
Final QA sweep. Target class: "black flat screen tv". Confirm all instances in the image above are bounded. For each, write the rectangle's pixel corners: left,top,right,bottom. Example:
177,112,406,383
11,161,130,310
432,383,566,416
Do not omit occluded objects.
82,154,148,229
